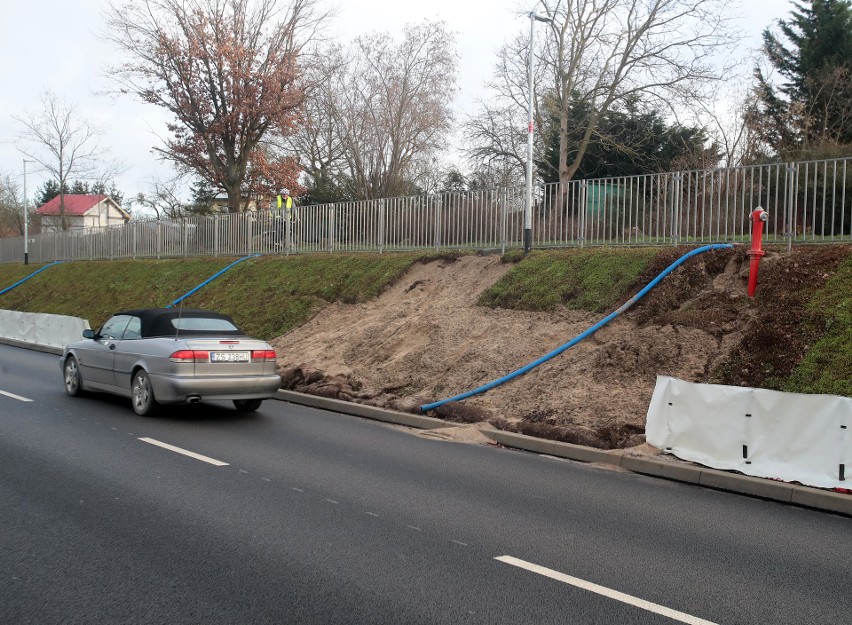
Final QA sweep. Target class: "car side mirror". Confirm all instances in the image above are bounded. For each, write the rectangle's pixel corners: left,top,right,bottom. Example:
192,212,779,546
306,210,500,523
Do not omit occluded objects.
82,329,96,340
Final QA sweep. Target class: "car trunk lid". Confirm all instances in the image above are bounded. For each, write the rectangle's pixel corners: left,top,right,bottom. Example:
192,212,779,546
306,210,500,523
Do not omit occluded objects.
182,339,277,376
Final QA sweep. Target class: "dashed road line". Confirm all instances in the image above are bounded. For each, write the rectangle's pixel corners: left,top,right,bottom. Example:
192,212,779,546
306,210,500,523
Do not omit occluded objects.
0,390,33,402
291,487,304,492
138,438,229,467
495,556,719,625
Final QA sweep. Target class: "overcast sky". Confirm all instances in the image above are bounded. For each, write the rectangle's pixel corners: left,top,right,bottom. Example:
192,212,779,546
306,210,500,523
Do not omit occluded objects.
1,0,794,200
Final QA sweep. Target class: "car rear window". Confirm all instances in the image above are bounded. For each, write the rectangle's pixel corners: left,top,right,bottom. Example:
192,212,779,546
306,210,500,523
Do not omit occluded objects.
171,317,239,332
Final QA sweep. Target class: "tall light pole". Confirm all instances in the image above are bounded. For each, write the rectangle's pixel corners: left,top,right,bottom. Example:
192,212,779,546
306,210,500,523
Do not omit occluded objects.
525,11,551,255
22,159,34,265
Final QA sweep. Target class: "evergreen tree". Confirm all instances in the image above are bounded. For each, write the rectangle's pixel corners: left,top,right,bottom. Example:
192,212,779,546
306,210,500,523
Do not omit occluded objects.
538,96,717,182
299,171,355,206
36,179,64,206
188,178,217,215
753,0,852,155
35,179,126,208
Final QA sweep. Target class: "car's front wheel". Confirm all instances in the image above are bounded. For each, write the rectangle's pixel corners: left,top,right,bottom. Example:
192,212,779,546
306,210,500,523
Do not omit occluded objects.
132,370,158,416
64,356,83,397
233,399,263,413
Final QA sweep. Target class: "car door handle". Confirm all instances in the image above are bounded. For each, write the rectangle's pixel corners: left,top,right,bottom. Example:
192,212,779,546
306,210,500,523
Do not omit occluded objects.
109,344,116,350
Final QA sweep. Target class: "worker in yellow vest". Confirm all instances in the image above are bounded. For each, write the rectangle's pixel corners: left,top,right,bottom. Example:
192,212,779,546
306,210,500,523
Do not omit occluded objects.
277,189,298,222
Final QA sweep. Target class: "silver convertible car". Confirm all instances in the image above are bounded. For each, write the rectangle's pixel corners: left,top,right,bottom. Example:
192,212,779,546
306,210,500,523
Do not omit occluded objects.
61,308,281,415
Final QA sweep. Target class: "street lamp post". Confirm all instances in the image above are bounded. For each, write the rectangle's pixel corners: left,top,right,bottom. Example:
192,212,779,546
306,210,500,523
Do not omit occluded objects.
22,159,34,265
525,11,551,255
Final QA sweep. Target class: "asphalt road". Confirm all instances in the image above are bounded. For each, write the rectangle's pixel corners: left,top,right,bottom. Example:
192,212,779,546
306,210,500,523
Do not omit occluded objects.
1,343,849,625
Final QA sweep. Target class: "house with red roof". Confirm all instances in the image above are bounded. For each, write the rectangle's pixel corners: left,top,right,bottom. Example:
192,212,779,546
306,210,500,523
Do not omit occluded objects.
35,195,130,231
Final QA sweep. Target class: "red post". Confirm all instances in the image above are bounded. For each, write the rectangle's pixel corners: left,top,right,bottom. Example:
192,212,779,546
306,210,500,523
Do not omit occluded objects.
747,207,768,297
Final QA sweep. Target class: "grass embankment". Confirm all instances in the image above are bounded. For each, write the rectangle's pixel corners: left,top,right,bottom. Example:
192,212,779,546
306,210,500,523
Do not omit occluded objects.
1,246,849,396
479,248,658,312
781,254,852,396
0,253,454,339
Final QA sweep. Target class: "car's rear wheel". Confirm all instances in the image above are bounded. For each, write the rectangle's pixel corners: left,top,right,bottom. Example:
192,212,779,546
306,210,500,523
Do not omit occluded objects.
64,356,83,397
132,370,158,416
233,399,263,413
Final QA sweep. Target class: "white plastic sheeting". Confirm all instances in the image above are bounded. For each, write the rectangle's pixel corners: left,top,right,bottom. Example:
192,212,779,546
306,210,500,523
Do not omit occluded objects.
0,310,89,349
646,376,851,490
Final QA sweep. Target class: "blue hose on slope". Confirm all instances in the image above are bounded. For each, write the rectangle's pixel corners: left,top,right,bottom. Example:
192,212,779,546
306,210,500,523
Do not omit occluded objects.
166,254,260,308
0,261,63,296
419,244,734,413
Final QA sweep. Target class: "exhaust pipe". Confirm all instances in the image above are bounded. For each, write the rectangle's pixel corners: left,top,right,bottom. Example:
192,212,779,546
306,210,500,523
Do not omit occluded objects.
186,396,202,404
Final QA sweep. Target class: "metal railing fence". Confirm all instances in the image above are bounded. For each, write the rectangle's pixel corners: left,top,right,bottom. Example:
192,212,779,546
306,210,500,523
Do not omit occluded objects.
2,157,849,264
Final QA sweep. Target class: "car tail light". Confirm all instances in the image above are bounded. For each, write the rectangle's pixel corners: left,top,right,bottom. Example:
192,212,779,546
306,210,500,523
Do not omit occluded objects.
251,350,277,362
170,350,210,363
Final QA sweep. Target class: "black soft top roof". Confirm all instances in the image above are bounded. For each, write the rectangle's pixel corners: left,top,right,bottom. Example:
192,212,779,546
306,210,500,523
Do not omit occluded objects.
114,308,244,338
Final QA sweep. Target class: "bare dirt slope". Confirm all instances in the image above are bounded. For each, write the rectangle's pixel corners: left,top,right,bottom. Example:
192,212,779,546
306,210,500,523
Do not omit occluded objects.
272,252,759,449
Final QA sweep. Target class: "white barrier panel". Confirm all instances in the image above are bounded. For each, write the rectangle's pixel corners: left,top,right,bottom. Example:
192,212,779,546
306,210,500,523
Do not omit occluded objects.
0,310,89,349
646,376,851,490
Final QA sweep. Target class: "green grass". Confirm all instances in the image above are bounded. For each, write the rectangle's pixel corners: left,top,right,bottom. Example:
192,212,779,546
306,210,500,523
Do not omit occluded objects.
0,252,460,339
782,255,852,396
481,248,658,313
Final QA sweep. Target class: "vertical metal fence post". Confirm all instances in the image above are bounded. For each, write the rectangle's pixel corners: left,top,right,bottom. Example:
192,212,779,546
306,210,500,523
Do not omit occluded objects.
786,163,796,253
433,195,441,251
329,206,335,253
213,217,219,257
285,207,291,256
500,189,507,255
672,173,682,244
378,199,385,254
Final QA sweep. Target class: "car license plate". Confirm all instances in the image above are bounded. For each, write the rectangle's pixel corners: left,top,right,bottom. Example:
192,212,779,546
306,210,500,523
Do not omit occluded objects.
210,351,250,363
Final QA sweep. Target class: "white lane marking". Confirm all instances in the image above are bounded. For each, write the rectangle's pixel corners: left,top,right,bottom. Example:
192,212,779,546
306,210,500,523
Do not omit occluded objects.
365,512,379,517
495,556,720,625
451,540,468,547
291,487,304,492
0,390,33,402
138,438,229,467
326,499,339,505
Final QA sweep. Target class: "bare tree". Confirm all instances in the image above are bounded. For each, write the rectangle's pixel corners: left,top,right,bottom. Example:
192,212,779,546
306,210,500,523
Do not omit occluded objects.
15,91,119,231
279,46,352,203
546,0,736,183
104,0,326,213
464,102,528,178
694,89,766,167
133,175,191,220
470,0,737,188
0,173,25,236
288,21,458,200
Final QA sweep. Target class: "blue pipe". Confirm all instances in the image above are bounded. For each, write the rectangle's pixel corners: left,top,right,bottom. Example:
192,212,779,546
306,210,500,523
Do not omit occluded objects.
420,244,734,412
0,261,63,296
166,254,260,308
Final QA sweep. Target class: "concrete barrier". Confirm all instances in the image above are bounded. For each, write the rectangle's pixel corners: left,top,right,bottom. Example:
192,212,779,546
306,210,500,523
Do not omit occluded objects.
0,310,88,351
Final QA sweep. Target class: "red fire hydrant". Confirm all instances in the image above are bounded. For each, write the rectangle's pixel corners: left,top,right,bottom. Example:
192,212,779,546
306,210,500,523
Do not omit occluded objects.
747,207,768,297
